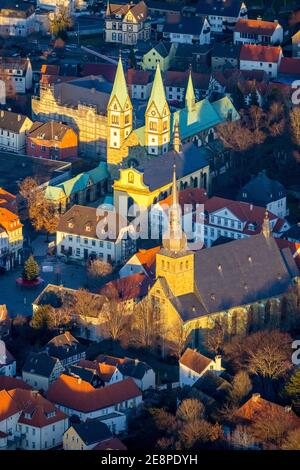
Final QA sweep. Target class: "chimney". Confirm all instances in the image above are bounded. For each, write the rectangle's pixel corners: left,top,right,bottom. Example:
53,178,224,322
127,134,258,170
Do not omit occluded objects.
250,204,253,211
214,355,222,370
252,393,261,402
17,114,21,122
78,378,82,384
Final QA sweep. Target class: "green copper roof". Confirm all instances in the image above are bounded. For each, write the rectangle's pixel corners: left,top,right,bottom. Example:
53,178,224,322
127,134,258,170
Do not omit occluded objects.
185,71,196,110
146,63,168,116
45,163,108,201
108,57,129,109
171,97,239,141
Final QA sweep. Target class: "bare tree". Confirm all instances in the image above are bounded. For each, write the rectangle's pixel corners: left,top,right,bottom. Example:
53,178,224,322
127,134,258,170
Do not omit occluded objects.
229,371,252,405
101,297,130,343
131,298,161,350
179,419,222,449
74,288,105,321
176,399,205,423
170,323,190,359
205,317,227,354
230,425,256,449
87,259,113,278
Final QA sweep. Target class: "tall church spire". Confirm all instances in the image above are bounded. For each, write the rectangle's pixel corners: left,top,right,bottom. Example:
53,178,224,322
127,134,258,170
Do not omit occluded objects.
262,210,271,239
108,56,129,110
146,63,168,116
185,70,196,111
163,165,187,253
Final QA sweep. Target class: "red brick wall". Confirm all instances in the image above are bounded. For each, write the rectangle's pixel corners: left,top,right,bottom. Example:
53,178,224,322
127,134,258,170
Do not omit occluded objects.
26,128,78,159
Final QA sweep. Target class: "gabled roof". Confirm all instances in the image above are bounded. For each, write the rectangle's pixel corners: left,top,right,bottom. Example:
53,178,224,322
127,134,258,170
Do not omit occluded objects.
93,437,127,450
0,376,32,392
164,17,205,35
127,68,154,86
0,110,30,133
72,420,112,446
23,352,60,378
45,332,85,361
28,121,75,142
180,348,212,374
235,19,280,36
47,374,142,413
240,44,282,63
0,390,20,421
100,273,151,301
235,394,300,426
96,354,152,380
9,389,67,428
238,171,286,205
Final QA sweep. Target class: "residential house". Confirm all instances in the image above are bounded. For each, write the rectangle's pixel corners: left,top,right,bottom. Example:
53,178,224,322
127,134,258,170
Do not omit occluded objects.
0,228,9,270
179,348,224,387
240,44,283,79
96,354,156,391
0,341,16,377
56,205,136,264
44,163,108,213
43,332,86,368
234,18,283,45
119,246,160,279
281,224,300,244
0,207,23,270
237,171,287,218
26,121,78,160
47,374,142,432
211,44,241,71
0,376,31,392
194,0,248,34
105,1,150,45
193,197,290,248
173,43,212,73
163,17,211,45
0,388,68,450
0,1,37,37
0,110,33,153
126,68,154,100
75,359,124,387
279,57,300,84
142,41,177,72
63,420,125,451
22,352,64,392
163,70,208,103
67,363,101,388
232,393,300,449
0,188,17,214
32,284,110,342
0,57,32,100
147,0,181,18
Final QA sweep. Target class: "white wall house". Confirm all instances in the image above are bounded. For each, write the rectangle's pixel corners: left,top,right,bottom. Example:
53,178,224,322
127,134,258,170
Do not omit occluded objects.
56,205,136,265
179,349,224,388
0,341,16,376
197,1,248,34
0,229,9,267
17,415,69,450
0,110,33,153
0,57,33,95
105,1,150,45
22,353,64,392
234,19,283,45
240,44,283,78
163,18,211,45
0,4,37,37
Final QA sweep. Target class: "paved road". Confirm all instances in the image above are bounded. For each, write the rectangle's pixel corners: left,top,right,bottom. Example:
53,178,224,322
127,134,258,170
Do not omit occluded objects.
0,236,88,317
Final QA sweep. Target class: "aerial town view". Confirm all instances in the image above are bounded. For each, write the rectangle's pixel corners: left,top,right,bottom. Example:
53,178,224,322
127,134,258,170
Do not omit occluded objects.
0,0,300,461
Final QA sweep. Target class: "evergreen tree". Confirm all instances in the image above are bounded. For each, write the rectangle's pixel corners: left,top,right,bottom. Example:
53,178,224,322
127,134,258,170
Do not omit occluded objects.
284,370,300,411
23,255,40,281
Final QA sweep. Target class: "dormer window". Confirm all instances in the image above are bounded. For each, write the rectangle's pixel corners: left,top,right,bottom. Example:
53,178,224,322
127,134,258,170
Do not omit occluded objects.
68,220,74,229
85,224,91,232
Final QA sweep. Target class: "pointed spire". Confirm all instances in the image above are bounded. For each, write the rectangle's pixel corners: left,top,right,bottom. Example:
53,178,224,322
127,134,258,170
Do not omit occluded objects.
173,117,181,153
108,56,129,110
185,69,196,111
162,165,187,253
106,0,111,16
262,210,271,239
146,63,168,116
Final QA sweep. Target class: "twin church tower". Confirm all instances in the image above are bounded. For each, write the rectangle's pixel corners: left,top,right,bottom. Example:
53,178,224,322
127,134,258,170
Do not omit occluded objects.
106,57,196,165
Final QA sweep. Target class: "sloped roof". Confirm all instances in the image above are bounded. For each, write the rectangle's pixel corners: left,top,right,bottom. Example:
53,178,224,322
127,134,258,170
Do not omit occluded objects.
28,121,75,141
164,17,205,35
93,437,127,450
23,352,59,378
196,0,245,17
0,376,32,392
240,44,282,63
163,233,298,321
72,420,112,446
100,273,151,301
0,389,20,421
45,332,85,361
180,348,212,374
0,110,30,133
238,171,286,205
47,375,142,412
146,63,168,116
235,19,279,36
279,57,300,76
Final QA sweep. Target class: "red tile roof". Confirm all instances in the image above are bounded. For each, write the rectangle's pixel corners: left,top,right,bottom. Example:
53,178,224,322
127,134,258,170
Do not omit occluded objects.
47,374,141,413
235,19,279,36
127,68,153,86
0,376,31,392
235,394,300,427
0,389,20,421
0,188,17,213
279,57,300,75
180,348,212,375
164,70,210,90
93,437,127,450
240,44,282,63
100,273,151,301
8,389,67,428
81,63,117,83
135,246,161,276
